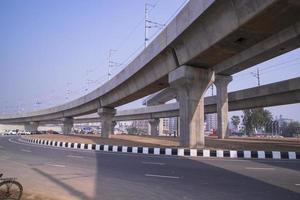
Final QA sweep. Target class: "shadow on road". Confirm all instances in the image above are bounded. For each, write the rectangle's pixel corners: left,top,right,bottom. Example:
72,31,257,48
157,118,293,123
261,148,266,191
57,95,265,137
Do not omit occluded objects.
32,168,93,200
1,136,299,200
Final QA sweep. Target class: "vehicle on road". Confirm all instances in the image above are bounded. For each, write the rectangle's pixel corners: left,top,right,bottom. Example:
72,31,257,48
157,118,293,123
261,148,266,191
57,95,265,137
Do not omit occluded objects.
0,173,23,200
8,130,18,135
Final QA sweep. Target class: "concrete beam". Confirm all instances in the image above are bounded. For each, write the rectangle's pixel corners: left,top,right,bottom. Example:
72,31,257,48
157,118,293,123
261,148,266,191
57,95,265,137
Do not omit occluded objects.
214,22,300,75
76,77,300,123
143,88,177,106
3,77,300,126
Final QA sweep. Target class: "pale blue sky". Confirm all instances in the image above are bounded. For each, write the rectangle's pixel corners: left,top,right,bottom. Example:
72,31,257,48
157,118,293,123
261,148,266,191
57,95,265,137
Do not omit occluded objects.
0,0,299,121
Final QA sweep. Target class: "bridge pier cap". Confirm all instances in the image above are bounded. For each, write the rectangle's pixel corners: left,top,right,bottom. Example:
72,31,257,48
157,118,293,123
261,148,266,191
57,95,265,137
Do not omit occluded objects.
98,107,116,138
169,65,214,148
214,75,232,139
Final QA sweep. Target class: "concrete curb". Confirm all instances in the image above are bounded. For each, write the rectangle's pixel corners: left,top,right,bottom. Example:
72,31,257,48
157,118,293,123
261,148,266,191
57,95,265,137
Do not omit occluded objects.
23,138,300,160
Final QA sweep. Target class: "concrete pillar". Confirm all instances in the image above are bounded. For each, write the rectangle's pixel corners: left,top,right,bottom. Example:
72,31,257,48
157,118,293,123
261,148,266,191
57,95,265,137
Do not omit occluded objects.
98,107,116,138
214,75,232,139
169,66,214,148
24,121,39,132
111,121,117,135
62,117,74,134
177,116,180,136
148,118,159,136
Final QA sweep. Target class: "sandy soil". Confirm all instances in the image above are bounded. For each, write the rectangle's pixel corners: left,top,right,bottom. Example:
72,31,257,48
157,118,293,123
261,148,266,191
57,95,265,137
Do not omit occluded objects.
25,134,300,151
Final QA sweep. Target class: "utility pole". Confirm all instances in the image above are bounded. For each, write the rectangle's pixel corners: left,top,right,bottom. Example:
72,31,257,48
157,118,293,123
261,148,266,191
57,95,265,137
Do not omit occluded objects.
108,49,121,80
65,82,71,100
145,3,150,48
251,67,260,86
144,3,164,48
108,49,116,80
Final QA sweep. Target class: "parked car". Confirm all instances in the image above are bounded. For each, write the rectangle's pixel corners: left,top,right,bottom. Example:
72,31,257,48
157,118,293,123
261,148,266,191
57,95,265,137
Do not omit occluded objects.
8,130,18,135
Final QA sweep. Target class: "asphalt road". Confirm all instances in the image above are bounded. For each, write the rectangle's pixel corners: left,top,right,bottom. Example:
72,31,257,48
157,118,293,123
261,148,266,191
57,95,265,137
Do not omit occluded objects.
0,136,300,200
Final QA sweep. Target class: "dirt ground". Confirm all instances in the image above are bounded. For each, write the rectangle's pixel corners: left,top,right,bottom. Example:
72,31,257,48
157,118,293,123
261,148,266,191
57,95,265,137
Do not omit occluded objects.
25,134,300,151
21,193,60,200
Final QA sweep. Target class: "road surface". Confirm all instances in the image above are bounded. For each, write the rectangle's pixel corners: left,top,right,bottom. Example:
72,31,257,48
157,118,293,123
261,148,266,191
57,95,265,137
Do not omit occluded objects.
0,136,299,200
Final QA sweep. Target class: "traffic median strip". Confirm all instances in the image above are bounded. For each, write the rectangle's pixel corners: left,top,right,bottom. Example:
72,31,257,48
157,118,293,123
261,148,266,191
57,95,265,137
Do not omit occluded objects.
22,137,300,160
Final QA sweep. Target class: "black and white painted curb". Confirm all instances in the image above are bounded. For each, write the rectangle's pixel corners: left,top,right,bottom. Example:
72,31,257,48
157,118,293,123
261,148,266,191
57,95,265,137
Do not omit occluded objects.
23,138,300,160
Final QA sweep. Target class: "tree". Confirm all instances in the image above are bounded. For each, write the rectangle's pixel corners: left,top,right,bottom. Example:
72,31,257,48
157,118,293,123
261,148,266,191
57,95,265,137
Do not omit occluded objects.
281,121,300,137
126,127,137,135
242,108,273,135
231,115,240,131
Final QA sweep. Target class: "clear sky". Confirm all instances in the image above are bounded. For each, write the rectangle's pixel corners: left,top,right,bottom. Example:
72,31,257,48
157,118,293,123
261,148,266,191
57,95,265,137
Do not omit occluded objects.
0,0,300,121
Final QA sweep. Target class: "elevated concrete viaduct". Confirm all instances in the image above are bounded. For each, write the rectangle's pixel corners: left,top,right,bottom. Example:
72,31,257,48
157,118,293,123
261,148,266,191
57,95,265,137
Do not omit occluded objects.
75,76,300,125
9,77,298,138
1,0,300,147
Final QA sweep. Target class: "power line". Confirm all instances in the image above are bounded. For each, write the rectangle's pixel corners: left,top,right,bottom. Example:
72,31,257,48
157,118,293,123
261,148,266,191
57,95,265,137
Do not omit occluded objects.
234,60,300,82
110,0,188,76
235,57,300,78
3,1,190,113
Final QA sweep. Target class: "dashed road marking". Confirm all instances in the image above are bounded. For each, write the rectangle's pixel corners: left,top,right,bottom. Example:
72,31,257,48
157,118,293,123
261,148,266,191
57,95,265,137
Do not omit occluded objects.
67,155,84,159
245,167,275,170
142,161,166,165
295,184,300,186
145,174,180,179
46,163,66,168
21,149,32,153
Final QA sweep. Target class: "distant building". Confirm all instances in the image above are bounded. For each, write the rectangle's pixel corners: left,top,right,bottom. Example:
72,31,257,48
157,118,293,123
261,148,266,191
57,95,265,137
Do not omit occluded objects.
168,117,178,135
205,113,217,131
132,120,148,134
159,118,170,135
116,121,133,133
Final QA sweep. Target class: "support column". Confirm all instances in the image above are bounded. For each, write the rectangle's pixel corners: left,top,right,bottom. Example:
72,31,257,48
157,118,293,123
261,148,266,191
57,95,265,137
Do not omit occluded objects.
214,75,232,139
62,117,74,134
98,107,116,138
177,116,180,136
24,121,39,132
169,66,214,148
111,121,117,135
148,118,159,136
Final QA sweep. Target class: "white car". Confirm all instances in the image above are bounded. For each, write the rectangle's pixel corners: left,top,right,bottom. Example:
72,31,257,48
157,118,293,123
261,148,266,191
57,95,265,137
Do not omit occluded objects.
8,130,18,135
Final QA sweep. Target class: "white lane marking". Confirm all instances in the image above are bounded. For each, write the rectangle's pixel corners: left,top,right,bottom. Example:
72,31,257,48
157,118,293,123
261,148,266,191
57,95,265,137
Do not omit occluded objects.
145,174,180,179
21,149,32,153
141,161,166,166
0,145,3,148
46,163,66,168
295,184,300,186
245,167,275,170
67,155,84,159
